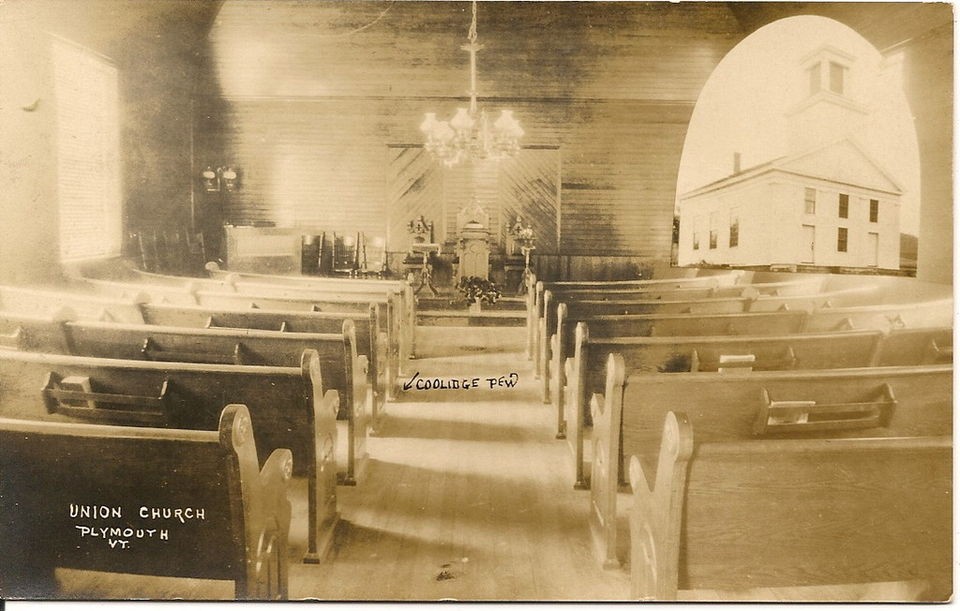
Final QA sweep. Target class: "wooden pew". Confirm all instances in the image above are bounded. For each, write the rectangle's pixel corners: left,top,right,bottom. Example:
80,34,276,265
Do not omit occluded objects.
564,325,951,488
106,261,416,366
0,285,147,324
548,298,954,416
526,270,749,360
204,260,416,361
535,285,881,382
189,289,402,387
0,404,293,599
224,281,411,366
627,412,951,600
73,275,403,396
591,357,952,570
802,297,954,332
0,348,340,564
0,313,371,487
139,301,392,416
545,307,809,406
541,275,826,303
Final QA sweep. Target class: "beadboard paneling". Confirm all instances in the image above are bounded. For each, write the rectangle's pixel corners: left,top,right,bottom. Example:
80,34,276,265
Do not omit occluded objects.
387,147,443,251
197,96,693,258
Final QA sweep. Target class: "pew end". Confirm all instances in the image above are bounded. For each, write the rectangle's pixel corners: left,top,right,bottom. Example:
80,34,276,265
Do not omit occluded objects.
627,411,952,601
0,404,293,600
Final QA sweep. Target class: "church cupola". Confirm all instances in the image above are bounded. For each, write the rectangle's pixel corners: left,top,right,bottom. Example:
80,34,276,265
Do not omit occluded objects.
786,45,869,152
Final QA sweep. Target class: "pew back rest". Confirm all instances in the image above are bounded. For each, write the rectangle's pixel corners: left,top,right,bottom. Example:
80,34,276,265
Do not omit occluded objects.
748,284,883,312
0,348,329,477
194,290,382,315
876,327,953,365
630,412,951,596
583,330,886,394
557,310,809,360
565,297,748,318
0,404,293,599
804,298,955,333
77,277,205,306
541,270,746,290
205,262,406,291
546,276,825,302
619,364,953,479
0,311,72,353
0,286,146,324
64,319,349,372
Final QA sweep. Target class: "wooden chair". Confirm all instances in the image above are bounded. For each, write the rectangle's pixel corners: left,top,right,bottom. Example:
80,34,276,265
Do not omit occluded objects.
627,412,951,600
0,404,293,599
590,356,953,570
0,347,340,564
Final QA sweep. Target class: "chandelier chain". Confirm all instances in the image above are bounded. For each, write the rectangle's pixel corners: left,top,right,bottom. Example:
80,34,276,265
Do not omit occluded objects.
419,0,523,167
468,0,478,43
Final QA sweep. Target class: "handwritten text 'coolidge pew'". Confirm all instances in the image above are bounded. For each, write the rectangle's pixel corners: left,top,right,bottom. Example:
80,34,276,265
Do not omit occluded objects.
403,371,519,391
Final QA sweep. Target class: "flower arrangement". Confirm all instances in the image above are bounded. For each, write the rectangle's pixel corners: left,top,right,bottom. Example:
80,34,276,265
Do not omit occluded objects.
456,276,502,305
508,216,536,249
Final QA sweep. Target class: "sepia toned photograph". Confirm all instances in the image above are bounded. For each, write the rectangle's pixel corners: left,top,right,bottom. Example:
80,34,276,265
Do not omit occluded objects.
0,0,953,602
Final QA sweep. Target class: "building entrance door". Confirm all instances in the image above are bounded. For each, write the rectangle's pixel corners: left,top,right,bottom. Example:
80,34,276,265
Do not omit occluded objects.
801,225,815,263
868,232,879,267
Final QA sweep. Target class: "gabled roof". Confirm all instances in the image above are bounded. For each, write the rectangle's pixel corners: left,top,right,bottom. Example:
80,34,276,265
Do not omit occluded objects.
680,138,904,200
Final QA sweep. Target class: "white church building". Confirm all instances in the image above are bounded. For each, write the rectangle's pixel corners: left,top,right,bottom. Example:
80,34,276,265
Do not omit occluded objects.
677,138,902,269
677,44,903,270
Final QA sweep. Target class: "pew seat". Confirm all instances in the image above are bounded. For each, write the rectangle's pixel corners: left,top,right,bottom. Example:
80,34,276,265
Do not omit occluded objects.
589,358,952,570
627,412,951,601
564,324,952,488
0,348,340,563
0,312,371,487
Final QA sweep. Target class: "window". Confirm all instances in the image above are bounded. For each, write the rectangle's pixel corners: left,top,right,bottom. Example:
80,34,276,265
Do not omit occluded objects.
709,213,719,250
808,62,821,95
52,39,121,261
838,193,849,219
692,218,700,250
837,227,848,252
829,61,846,94
804,187,816,214
869,199,879,223
729,209,740,248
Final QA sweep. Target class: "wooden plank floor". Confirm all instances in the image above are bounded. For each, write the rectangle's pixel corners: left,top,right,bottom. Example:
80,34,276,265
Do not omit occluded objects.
288,325,630,601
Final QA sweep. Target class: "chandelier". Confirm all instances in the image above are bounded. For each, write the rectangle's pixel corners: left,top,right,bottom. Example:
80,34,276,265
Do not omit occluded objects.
419,0,523,167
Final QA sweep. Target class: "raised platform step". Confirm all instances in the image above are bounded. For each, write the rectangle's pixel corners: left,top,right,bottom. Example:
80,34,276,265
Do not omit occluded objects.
417,296,527,312
417,309,526,327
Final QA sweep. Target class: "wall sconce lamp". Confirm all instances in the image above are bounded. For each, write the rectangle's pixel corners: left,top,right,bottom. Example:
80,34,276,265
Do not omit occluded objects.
200,166,242,193
201,166,220,192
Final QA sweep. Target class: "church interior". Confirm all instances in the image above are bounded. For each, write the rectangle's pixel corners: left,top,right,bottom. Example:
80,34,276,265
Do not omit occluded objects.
0,0,954,602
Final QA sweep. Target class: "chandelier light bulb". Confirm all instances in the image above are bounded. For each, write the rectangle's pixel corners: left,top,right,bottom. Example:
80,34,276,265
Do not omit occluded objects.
450,107,475,132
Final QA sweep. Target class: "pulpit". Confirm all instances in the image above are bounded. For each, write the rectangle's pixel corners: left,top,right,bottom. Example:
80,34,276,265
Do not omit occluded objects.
455,201,492,281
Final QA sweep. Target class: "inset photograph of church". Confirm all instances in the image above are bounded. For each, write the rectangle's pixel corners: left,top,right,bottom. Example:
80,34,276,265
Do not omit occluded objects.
676,30,919,275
